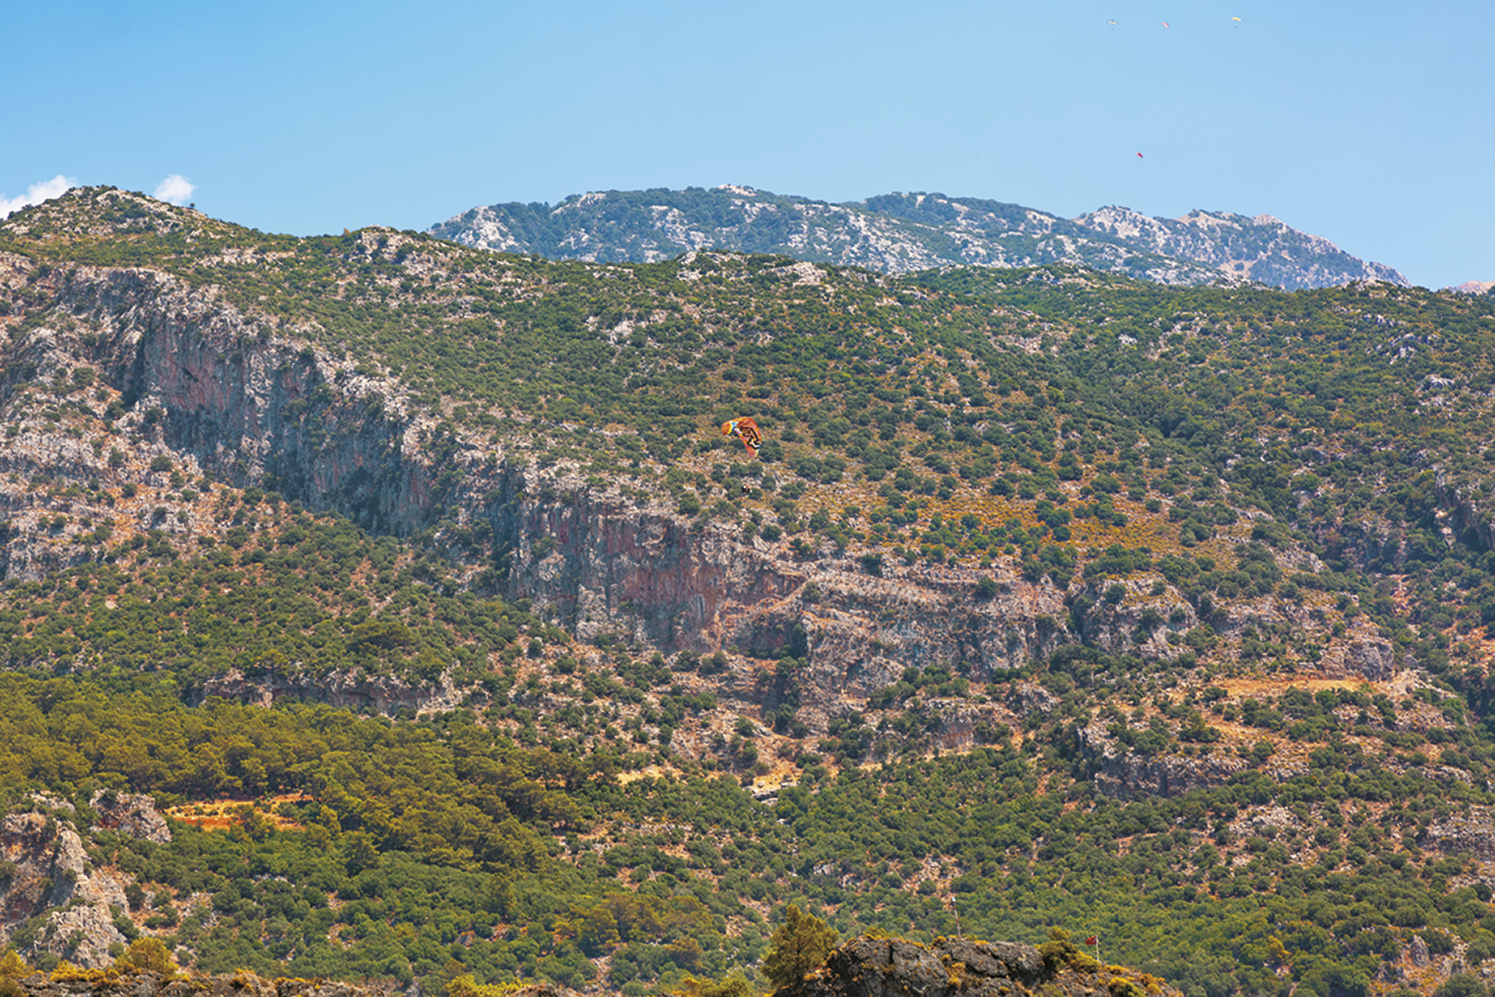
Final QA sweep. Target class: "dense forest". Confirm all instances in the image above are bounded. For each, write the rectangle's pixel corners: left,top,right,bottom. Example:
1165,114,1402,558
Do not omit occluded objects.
1,187,1495,997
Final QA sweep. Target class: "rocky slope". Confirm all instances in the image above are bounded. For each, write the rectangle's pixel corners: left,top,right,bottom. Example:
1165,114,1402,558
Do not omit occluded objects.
0,238,1412,756
0,224,1165,732
429,186,1407,291
0,188,1468,747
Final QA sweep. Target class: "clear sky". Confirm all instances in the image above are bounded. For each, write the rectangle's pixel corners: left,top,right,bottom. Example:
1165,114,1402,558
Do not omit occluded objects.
5,0,1491,288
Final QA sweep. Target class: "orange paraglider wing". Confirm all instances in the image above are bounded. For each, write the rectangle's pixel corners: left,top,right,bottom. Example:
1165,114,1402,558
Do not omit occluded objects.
722,417,763,456
736,416,763,455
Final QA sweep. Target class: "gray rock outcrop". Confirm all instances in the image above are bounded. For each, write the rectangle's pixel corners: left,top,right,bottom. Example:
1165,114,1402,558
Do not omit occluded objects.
90,794,170,846
1320,637,1397,681
1421,807,1495,862
1078,722,1249,799
782,936,1043,997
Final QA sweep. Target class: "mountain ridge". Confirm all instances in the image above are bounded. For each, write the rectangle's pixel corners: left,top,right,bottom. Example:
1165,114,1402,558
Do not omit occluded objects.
428,185,1409,291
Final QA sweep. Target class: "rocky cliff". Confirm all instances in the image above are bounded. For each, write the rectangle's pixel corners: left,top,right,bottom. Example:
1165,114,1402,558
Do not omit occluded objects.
1077,722,1249,799
1,795,168,967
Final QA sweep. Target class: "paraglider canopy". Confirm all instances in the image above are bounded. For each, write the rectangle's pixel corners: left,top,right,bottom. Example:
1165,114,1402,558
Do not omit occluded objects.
721,417,763,456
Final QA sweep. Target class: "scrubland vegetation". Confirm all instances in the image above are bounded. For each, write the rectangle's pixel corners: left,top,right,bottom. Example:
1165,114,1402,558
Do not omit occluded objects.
2,188,1495,997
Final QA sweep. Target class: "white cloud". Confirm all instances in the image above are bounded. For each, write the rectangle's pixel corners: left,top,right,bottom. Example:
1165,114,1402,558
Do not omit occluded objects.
0,174,77,219
153,174,196,205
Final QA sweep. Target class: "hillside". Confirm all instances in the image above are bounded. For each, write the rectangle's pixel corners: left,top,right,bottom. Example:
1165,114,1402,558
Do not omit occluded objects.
428,185,1409,291
0,186,1494,997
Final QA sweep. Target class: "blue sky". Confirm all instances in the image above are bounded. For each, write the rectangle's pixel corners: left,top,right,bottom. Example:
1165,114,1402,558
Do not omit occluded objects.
5,0,1491,287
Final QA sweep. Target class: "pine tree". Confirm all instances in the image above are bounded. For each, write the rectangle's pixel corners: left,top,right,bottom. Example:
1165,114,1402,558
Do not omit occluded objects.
762,904,837,989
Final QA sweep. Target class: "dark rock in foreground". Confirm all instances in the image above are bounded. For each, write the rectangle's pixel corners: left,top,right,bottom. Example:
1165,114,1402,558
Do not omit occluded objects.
12,971,389,997
778,935,1179,997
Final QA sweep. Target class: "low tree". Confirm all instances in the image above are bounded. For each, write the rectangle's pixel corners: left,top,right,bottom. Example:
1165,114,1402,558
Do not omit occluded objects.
1434,975,1489,997
673,974,761,997
447,975,524,997
115,937,177,977
1038,927,1082,970
763,904,837,989
0,953,27,979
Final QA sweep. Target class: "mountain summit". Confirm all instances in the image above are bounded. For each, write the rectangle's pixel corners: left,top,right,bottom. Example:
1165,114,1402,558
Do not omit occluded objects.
429,185,1407,290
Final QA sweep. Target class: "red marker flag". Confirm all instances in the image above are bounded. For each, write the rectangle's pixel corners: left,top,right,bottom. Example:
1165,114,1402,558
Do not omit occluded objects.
1085,936,1098,946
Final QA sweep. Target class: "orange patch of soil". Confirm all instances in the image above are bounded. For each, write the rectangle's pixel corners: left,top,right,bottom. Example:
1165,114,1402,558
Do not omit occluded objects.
164,793,310,832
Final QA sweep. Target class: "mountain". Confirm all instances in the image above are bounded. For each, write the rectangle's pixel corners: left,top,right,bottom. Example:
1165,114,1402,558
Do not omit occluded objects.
2,186,1495,997
428,185,1409,291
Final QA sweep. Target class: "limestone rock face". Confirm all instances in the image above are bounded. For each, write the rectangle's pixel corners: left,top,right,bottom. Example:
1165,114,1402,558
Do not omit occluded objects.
0,811,129,967
1344,638,1396,680
1008,681,1058,718
1,796,176,969
1073,207,1407,290
429,187,1408,291
0,258,1078,709
1318,636,1397,681
197,668,462,714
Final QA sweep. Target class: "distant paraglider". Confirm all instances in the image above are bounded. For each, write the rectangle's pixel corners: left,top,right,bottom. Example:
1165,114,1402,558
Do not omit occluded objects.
1160,20,1169,28
1136,152,1144,159
722,417,764,456
1107,18,1118,28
